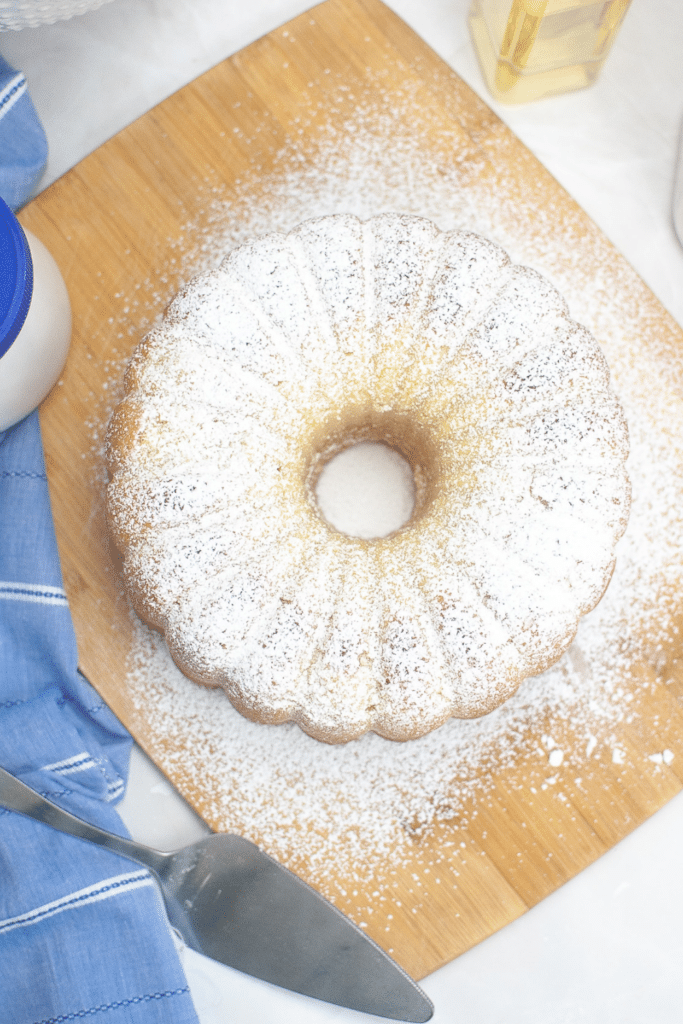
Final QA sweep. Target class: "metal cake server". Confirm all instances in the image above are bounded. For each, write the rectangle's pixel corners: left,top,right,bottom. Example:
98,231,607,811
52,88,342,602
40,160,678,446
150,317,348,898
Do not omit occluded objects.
0,765,433,1022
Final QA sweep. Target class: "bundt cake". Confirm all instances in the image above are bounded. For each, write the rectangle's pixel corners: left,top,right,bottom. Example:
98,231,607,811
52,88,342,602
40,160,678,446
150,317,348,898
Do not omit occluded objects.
106,213,630,743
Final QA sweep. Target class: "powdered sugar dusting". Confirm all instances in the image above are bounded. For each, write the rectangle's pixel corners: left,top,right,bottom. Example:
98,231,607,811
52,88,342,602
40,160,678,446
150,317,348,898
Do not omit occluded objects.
109,211,629,744
107,76,683,899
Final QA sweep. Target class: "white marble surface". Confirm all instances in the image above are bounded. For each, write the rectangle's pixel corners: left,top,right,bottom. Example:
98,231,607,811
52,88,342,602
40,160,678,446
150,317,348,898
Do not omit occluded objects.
3,1,683,1021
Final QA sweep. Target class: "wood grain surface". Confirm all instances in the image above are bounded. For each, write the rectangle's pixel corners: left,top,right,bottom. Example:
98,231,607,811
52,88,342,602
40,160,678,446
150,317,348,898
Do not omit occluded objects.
18,0,683,979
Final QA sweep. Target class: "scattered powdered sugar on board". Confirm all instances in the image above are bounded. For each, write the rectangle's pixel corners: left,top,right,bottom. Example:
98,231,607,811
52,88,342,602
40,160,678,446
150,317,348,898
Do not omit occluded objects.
114,76,683,892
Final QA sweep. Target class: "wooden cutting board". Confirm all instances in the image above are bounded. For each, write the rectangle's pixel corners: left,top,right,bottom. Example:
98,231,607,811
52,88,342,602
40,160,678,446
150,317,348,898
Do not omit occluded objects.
19,0,683,980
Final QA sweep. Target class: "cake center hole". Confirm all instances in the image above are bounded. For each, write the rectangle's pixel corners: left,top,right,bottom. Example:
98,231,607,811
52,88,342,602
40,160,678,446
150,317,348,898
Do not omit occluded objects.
314,441,415,539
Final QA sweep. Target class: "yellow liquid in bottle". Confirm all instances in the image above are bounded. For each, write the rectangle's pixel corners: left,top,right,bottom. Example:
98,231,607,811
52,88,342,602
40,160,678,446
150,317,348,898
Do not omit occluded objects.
469,0,632,103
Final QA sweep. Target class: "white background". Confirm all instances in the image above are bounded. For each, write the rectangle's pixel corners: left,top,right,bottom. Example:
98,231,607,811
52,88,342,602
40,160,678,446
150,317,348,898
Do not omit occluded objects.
2,2,683,1021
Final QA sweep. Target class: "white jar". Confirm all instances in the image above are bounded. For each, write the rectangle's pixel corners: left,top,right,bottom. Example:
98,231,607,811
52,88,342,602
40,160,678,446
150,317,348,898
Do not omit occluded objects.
0,196,72,432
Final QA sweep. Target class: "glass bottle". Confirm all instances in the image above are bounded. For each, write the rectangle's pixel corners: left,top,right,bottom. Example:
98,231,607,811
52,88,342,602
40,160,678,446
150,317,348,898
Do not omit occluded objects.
469,0,633,104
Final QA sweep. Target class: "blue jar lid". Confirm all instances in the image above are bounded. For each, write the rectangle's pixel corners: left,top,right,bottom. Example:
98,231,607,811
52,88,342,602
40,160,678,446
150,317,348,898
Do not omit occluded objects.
0,194,34,361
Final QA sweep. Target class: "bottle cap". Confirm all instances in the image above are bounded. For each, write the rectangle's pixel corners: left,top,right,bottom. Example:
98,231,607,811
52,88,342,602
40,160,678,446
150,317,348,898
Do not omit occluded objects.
0,194,34,361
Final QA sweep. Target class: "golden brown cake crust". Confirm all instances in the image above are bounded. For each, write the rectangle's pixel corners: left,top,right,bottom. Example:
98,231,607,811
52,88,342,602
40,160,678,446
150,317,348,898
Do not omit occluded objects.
106,213,630,743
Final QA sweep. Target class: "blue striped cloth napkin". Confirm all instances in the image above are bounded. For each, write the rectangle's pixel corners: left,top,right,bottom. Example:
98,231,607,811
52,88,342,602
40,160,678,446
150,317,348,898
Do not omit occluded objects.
0,374,200,1017
1,54,199,1023
0,54,47,210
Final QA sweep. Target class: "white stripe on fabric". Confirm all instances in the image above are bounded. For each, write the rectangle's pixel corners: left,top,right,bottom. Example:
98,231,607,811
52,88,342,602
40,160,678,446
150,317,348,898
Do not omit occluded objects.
0,581,68,606
0,72,26,120
0,871,153,936
42,755,126,802
43,752,96,775
106,779,125,802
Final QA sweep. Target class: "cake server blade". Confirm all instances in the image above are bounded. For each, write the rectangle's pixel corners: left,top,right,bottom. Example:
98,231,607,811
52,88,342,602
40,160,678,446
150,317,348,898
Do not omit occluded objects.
0,766,433,1022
